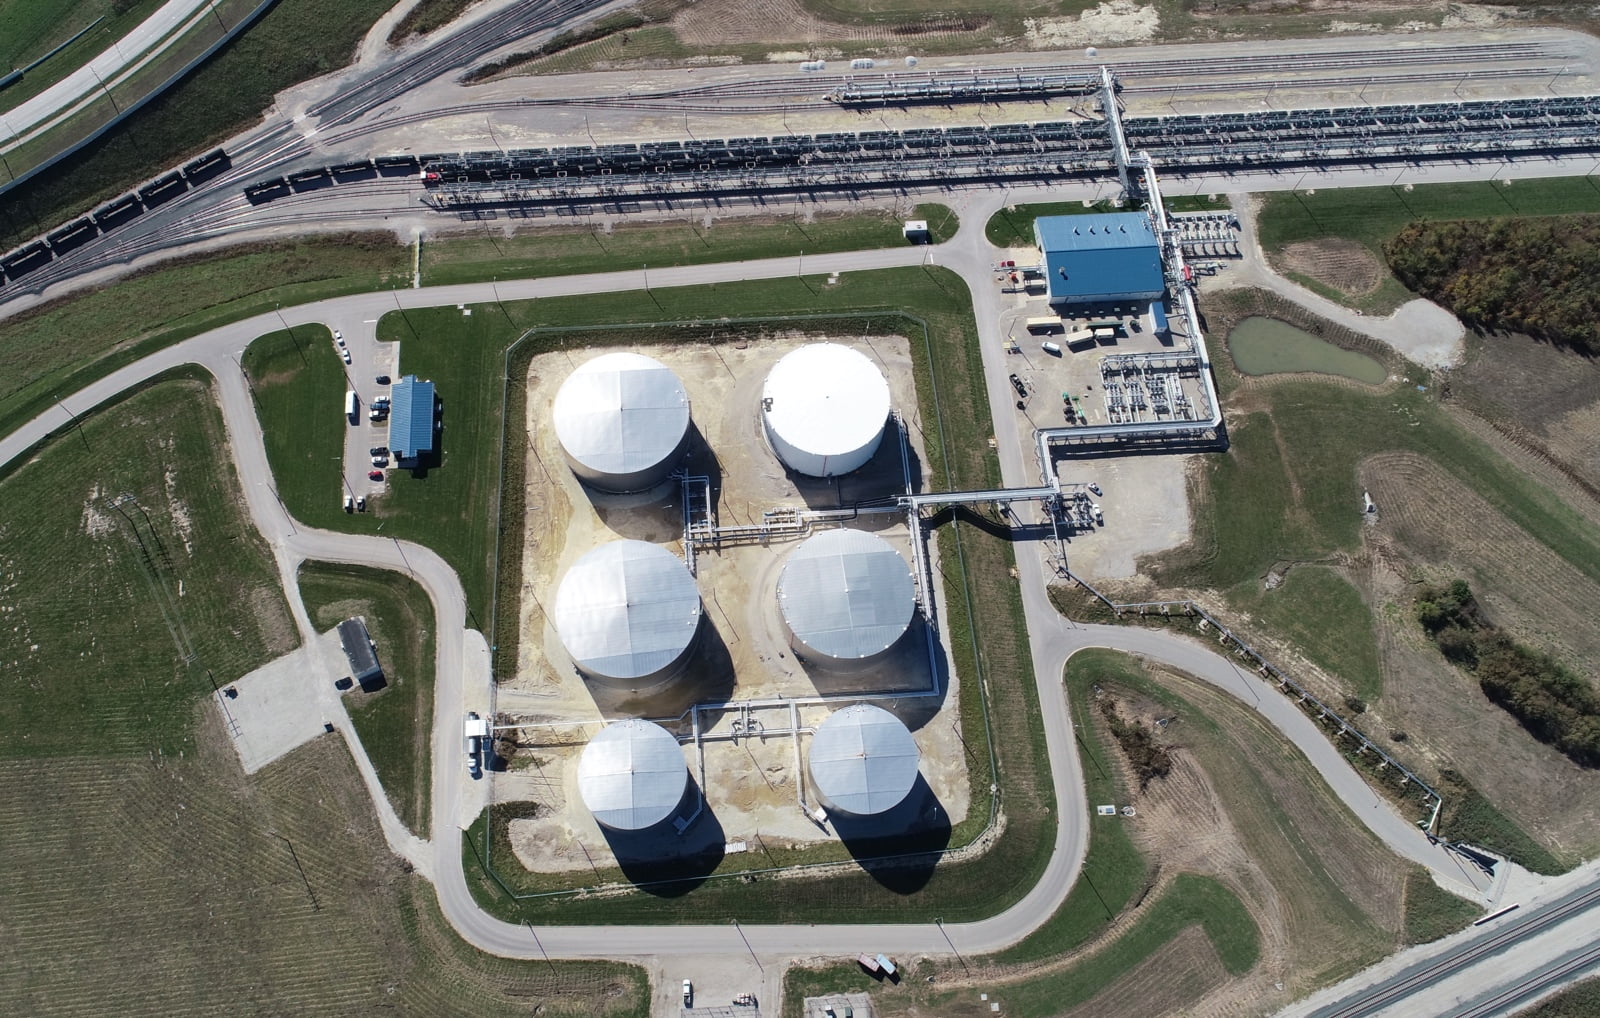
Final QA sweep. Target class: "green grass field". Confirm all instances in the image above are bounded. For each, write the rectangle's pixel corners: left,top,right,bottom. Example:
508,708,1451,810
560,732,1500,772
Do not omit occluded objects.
298,561,437,837
1402,869,1480,944
0,233,408,442
0,0,165,109
0,372,648,1017
0,370,294,758
1255,176,1600,309
419,204,956,285
1521,975,1600,1018
387,0,478,44
1436,770,1566,875
1227,566,1382,701
0,0,394,248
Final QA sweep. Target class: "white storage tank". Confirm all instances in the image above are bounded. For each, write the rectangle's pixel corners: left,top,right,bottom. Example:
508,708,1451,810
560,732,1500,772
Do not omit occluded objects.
778,529,915,669
808,704,920,817
552,540,702,688
552,352,691,493
577,719,689,831
761,343,890,477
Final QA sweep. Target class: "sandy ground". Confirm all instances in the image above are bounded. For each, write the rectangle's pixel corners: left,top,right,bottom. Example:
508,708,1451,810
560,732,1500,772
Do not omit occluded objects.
988,243,1199,581
498,331,972,873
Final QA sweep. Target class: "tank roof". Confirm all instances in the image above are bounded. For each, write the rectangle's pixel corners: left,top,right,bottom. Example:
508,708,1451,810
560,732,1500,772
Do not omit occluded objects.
577,719,688,830
553,540,702,682
779,529,914,662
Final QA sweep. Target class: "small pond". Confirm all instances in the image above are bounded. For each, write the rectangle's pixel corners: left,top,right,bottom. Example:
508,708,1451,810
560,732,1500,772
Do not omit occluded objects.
1227,317,1388,385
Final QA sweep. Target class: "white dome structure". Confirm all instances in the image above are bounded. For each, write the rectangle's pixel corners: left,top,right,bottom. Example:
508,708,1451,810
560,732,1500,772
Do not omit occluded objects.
761,344,890,477
778,529,915,669
577,719,689,831
808,704,920,817
552,352,691,492
552,540,702,687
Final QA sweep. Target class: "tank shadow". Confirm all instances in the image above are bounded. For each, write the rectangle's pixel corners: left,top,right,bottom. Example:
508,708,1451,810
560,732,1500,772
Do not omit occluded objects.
831,774,951,894
600,777,726,896
791,617,950,725
583,614,737,720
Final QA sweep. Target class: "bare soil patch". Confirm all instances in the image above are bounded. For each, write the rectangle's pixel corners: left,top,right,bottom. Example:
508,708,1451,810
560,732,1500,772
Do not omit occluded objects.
1277,238,1384,297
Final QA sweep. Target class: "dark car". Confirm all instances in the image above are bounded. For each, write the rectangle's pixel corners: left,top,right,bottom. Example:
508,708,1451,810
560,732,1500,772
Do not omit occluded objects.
375,374,390,385
368,470,384,481
1009,373,1028,398
369,446,388,457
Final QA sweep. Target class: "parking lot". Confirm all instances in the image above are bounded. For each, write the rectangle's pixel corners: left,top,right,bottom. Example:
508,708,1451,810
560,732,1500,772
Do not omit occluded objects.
331,316,400,511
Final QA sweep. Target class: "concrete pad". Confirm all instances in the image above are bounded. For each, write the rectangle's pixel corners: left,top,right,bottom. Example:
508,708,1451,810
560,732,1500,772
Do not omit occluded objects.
218,628,350,774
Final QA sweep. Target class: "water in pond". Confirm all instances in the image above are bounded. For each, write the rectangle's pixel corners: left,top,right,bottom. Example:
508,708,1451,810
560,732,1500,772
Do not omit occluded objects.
1228,317,1388,384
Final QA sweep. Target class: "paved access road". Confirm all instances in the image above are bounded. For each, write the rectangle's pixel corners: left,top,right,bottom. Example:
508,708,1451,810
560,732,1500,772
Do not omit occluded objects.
1,197,1511,976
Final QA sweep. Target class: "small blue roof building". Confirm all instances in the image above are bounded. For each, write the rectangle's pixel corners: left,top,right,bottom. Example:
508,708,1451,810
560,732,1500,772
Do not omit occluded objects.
1034,212,1165,307
388,374,437,466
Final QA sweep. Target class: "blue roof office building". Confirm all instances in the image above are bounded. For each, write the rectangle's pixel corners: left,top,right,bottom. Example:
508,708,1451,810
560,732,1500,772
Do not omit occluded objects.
388,375,436,465
1034,212,1165,306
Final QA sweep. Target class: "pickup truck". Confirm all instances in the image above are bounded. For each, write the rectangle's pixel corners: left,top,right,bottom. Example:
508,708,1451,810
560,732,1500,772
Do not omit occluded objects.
464,712,488,778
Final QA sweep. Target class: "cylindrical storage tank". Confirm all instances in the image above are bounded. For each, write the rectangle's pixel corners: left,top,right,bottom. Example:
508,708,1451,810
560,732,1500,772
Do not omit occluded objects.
552,352,691,492
552,540,702,687
807,704,920,817
577,719,689,831
761,343,890,477
778,529,915,669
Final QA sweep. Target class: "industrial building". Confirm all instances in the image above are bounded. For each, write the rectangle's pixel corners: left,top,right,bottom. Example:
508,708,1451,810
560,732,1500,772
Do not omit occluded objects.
577,719,690,831
552,540,703,688
1034,212,1164,307
761,344,890,477
388,374,437,466
778,529,915,670
808,704,920,817
552,352,691,492
336,617,383,690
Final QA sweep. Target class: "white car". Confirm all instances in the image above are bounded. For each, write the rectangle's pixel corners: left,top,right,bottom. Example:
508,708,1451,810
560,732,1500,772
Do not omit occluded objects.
341,348,352,364
682,980,693,1007
333,330,344,346
1088,482,1103,496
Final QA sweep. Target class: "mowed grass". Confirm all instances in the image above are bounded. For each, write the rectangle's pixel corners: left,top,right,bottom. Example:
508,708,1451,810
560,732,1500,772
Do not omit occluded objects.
0,371,295,759
419,203,956,285
1163,294,1600,604
0,373,648,1016
1255,176,1600,308
1227,566,1383,701
299,561,437,837
0,233,409,443
241,323,348,513
1402,869,1480,944
0,0,395,249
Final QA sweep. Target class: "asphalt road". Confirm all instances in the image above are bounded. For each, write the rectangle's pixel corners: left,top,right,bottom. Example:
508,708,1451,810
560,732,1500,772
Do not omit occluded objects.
0,199,1510,968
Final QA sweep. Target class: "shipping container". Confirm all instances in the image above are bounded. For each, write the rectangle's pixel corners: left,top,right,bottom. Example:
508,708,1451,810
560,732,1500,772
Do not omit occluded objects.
1025,317,1063,333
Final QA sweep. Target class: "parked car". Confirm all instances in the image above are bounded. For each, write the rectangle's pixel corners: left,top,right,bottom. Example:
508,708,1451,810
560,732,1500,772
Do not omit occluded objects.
375,374,390,385
369,446,388,457
342,495,353,513
355,496,366,512
368,470,384,481
1088,482,1103,496
682,980,693,1007
371,455,388,467
333,330,344,346
341,348,352,364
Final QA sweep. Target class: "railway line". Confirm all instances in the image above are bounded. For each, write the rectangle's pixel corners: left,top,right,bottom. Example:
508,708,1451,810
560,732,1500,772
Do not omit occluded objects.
1307,883,1600,1018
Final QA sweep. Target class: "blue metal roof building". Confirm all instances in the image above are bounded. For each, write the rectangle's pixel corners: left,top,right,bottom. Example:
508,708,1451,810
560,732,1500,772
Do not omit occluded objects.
1034,212,1165,306
388,375,436,465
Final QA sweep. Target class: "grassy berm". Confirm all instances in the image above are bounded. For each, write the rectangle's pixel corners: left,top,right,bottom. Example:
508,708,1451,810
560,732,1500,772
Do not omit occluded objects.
0,374,645,1017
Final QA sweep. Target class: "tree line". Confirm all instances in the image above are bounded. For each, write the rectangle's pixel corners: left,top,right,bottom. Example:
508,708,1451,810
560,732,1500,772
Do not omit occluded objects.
1415,580,1600,767
1385,218,1600,355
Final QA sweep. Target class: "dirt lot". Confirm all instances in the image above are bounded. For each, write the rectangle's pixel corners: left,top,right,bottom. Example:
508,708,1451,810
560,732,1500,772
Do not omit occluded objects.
1276,238,1384,298
498,331,972,872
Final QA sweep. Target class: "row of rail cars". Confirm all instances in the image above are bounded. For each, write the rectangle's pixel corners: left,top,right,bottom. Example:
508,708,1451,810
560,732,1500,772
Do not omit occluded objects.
1,149,229,285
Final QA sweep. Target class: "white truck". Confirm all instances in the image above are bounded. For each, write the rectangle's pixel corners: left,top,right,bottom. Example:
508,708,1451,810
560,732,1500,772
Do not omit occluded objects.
464,712,488,778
